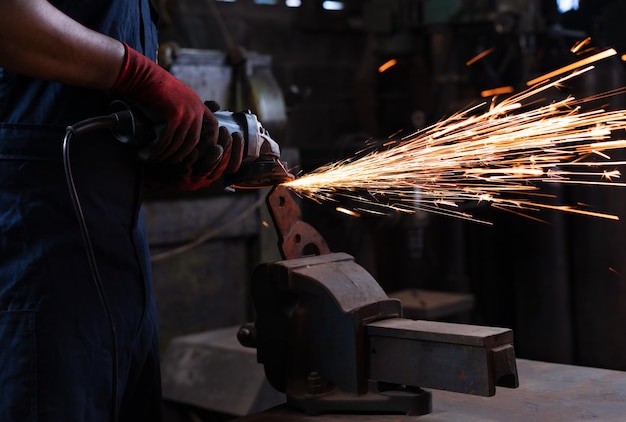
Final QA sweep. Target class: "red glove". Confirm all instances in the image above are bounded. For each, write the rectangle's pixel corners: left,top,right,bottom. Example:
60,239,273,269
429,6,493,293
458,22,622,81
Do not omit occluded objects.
144,126,245,191
144,101,244,191
111,43,216,164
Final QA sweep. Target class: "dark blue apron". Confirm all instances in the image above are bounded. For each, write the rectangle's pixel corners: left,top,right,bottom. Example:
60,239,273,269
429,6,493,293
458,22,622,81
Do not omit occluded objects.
0,1,162,420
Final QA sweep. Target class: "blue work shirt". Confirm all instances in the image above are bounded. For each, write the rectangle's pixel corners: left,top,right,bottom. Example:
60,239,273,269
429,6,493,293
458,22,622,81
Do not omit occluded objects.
0,1,163,421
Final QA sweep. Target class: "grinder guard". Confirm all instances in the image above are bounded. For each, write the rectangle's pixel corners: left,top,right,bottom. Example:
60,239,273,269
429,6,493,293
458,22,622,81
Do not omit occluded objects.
214,110,294,189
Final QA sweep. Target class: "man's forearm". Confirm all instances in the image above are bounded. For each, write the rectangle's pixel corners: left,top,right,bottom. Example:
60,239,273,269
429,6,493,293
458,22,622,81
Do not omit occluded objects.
0,0,125,89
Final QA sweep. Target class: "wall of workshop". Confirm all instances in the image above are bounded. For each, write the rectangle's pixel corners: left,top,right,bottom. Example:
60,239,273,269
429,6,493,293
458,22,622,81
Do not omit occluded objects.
152,0,626,372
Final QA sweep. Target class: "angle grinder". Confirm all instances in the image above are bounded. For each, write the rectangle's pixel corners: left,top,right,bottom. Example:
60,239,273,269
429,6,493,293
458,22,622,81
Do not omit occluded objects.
212,110,294,189
108,101,294,189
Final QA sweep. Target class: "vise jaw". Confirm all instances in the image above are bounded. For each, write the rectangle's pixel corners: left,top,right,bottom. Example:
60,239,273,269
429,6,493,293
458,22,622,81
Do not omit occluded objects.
237,186,518,416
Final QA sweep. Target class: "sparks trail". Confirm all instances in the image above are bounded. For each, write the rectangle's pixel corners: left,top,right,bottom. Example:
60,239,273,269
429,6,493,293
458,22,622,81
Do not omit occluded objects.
282,48,626,224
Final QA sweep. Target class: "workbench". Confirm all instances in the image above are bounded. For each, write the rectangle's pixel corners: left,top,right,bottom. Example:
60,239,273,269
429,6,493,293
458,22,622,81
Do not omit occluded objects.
235,358,626,421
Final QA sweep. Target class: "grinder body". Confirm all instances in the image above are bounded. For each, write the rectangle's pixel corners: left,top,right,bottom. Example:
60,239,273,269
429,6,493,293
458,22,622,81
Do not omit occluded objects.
110,101,293,189
212,110,293,188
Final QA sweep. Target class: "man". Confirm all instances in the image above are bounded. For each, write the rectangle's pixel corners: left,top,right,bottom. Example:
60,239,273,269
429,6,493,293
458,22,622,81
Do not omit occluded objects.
0,1,241,420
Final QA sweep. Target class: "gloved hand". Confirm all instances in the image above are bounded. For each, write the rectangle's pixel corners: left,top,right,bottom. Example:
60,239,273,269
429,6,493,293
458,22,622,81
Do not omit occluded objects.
111,42,215,164
144,101,245,191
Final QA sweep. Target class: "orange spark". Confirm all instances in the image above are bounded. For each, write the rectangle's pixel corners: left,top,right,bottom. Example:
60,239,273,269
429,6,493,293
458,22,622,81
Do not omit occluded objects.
527,48,616,86
466,48,495,66
481,86,515,97
378,59,397,73
571,37,592,54
336,207,361,217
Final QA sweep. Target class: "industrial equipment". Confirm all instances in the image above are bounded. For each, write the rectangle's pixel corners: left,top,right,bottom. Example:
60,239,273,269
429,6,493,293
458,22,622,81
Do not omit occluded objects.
236,185,519,416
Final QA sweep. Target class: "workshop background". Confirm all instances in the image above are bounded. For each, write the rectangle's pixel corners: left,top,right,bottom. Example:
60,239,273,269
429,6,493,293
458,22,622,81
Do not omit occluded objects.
144,0,626,417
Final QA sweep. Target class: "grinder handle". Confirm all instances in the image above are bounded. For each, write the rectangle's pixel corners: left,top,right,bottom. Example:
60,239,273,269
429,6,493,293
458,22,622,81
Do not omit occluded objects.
108,100,166,161
109,101,256,163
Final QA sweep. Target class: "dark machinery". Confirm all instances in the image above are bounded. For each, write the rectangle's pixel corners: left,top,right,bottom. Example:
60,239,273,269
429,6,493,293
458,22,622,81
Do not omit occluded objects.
237,185,519,416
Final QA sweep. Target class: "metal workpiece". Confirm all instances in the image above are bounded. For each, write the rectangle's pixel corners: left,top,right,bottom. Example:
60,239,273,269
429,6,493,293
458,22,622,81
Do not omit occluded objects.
265,185,331,260
367,318,518,397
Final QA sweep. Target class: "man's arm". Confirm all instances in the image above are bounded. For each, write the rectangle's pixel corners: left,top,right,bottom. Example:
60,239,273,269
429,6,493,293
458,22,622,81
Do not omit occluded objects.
0,0,207,164
0,0,124,89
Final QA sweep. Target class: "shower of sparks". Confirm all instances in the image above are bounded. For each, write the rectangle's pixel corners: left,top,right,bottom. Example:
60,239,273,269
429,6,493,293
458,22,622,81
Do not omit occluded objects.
282,48,626,224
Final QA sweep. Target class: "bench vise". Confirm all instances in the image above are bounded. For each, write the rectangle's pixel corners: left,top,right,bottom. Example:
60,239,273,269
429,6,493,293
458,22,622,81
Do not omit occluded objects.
238,186,518,416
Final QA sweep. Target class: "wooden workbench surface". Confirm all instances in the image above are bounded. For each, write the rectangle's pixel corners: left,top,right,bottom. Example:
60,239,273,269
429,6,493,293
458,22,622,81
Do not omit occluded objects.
235,359,626,421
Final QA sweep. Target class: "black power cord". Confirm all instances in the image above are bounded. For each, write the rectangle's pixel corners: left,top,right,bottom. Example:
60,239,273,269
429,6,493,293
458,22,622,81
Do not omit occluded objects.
63,110,138,422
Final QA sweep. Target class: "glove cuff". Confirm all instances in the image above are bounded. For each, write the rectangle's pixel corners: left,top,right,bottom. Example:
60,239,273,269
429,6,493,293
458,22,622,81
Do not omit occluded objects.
111,42,158,96
111,42,131,93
